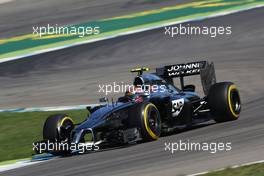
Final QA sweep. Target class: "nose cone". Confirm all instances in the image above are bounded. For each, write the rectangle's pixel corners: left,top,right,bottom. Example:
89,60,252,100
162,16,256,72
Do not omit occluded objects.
71,102,130,144
71,106,112,143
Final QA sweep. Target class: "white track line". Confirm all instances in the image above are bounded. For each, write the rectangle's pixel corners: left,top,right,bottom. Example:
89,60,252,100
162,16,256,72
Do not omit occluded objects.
0,104,98,113
0,160,44,173
1,4,264,173
0,0,12,5
0,4,263,64
187,160,264,176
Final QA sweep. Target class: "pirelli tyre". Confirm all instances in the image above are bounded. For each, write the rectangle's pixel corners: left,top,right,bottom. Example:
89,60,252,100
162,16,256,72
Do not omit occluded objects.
208,82,241,122
43,114,74,154
130,102,161,141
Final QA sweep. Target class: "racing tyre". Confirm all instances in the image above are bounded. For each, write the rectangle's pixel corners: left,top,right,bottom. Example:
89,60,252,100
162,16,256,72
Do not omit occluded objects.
130,102,161,141
208,82,241,122
43,114,74,154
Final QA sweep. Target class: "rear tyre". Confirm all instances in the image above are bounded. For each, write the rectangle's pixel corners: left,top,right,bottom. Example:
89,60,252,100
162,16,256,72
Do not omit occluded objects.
208,82,241,122
43,114,74,154
130,102,161,141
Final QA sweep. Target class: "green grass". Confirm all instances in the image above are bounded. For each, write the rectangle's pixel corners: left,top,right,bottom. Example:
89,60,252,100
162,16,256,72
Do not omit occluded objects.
0,109,87,162
1,110,264,176
203,163,264,176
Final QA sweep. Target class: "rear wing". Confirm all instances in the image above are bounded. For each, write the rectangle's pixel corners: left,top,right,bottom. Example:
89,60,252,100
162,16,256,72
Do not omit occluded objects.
156,61,216,95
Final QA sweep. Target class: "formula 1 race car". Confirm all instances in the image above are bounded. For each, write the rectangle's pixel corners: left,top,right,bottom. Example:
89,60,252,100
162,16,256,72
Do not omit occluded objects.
37,61,241,154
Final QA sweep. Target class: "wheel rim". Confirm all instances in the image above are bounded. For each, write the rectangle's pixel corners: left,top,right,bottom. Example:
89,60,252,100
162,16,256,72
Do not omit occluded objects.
146,105,161,137
230,89,241,115
59,118,74,141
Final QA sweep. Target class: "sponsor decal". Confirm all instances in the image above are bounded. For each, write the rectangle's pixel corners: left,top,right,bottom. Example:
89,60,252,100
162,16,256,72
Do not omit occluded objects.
171,98,184,117
164,61,206,77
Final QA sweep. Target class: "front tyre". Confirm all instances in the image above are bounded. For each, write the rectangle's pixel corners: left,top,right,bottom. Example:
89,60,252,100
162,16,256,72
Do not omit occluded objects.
43,114,74,154
208,82,241,122
131,102,161,141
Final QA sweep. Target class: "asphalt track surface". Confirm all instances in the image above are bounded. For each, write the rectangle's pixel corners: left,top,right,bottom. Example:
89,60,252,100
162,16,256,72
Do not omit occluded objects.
1,7,264,176
0,0,192,38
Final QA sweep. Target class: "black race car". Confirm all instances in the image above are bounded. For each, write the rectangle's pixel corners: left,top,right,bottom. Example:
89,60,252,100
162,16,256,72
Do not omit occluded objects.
37,61,241,154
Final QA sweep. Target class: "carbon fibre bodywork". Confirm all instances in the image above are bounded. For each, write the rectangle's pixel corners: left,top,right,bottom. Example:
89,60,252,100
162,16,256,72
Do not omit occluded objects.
38,61,241,155
70,61,215,146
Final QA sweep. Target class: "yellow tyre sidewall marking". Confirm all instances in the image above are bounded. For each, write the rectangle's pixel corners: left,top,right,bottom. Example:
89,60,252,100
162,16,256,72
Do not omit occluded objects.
60,116,74,126
143,103,159,140
228,85,239,118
